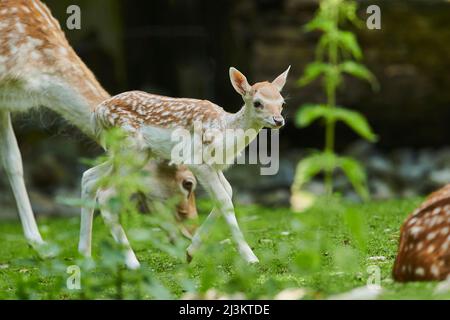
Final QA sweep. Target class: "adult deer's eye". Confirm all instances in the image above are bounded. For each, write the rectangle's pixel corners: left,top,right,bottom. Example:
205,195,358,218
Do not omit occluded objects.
254,101,263,109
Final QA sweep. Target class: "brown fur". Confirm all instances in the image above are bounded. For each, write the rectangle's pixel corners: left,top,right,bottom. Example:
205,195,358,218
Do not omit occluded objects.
0,0,108,109
393,184,450,281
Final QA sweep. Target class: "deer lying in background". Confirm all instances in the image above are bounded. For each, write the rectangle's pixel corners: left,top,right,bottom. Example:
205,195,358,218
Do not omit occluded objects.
92,66,290,268
393,184,450,281
0,0,197,253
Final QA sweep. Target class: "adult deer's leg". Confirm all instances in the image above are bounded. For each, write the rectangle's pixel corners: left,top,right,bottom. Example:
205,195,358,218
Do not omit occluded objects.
190,166,259,263
97,188,141,269
0,111,44,246
78,162,111,256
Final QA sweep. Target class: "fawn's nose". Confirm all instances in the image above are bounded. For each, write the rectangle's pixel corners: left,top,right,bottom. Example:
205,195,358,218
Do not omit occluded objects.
273,116,285,128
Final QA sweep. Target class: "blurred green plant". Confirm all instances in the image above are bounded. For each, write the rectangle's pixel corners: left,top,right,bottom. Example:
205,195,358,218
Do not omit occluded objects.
293,0,378,200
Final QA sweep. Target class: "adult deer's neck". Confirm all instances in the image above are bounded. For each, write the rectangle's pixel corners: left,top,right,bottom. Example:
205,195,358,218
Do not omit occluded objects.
51,50,111,139
0,0,111,140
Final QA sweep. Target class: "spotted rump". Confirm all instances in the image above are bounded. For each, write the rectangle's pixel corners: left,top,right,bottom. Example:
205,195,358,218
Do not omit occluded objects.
393,184,450,281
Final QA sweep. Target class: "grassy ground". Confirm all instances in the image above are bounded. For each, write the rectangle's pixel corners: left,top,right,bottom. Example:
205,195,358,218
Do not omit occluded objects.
0,197,448,299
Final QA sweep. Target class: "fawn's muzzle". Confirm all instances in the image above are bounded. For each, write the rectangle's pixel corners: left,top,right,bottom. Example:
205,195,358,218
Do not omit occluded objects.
273,116,285,128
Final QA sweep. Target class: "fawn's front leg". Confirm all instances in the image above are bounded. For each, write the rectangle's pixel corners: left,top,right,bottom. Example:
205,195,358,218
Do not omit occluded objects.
189,166,259,263
187,172,230,260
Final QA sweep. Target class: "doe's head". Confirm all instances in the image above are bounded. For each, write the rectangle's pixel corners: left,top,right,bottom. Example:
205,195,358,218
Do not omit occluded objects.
229,66,290,129
174,165,198,222
140,162,198,236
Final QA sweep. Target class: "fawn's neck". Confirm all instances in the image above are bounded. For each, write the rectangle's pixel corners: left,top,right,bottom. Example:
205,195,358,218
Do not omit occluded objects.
221,102,263,156
226,102,262,133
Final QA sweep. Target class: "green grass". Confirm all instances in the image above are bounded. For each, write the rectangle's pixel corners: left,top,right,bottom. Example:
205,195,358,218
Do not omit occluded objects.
0,197,448,299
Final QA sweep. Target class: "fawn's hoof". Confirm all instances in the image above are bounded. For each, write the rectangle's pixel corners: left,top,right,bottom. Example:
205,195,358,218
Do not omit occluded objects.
30,241,59,259
125,254,141,270
247,256,260,264
125,259,141,270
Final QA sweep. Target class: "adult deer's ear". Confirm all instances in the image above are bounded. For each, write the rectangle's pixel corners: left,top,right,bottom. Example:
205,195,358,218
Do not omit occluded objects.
272,65,291,91
229,67,251,96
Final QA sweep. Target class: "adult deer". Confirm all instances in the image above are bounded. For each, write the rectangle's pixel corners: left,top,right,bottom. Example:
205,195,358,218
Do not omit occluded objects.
92,66,290,268
0,0,197,253
393,184,450,281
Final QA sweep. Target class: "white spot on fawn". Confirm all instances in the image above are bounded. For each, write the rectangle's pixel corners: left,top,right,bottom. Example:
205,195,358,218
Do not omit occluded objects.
430,264,440,277
415,267,425,276
410,226,423,237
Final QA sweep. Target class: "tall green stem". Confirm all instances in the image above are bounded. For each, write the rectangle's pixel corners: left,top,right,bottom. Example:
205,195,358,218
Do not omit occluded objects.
324,7,339,195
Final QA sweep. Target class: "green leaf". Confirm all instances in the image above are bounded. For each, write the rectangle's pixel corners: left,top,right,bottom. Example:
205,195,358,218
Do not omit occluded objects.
336,31,362,60
337,156,369,200
292,152,337,191
297,62,330,87
333,107,377,142
304,16,334,33
295,104,330,128
339,61,379,90
339,1,363,28
296,105,377,142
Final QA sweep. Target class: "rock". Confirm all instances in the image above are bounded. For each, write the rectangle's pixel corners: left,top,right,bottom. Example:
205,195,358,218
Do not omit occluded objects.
371,178,396,200
274,288,307,300
429,169,450,186
434,277,450,295
367,256,387,262
367,155,394,176
328,285,383,300
290,190,316,212
182,289,246,300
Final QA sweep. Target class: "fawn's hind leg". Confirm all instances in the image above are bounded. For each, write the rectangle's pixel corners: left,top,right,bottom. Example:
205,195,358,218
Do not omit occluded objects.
78,162,112,256
0,111,44,246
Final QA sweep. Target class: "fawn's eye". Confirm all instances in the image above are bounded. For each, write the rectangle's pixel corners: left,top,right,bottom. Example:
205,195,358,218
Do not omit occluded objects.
254,101,263,109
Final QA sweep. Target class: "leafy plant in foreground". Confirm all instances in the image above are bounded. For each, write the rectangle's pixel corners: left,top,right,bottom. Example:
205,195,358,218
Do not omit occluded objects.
293,0,378,200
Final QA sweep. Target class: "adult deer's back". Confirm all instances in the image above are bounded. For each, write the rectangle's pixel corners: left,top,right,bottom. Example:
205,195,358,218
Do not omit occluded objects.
0,0,108,135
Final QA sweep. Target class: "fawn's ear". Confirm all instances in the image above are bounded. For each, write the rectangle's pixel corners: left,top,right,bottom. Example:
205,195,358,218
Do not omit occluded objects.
272,65,291,91
229,67,251,96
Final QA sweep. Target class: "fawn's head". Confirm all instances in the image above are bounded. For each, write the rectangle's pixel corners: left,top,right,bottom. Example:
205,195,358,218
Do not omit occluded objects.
229,66,290,129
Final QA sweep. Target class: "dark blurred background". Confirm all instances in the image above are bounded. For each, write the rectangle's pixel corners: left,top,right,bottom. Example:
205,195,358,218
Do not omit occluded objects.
1,0,450,217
